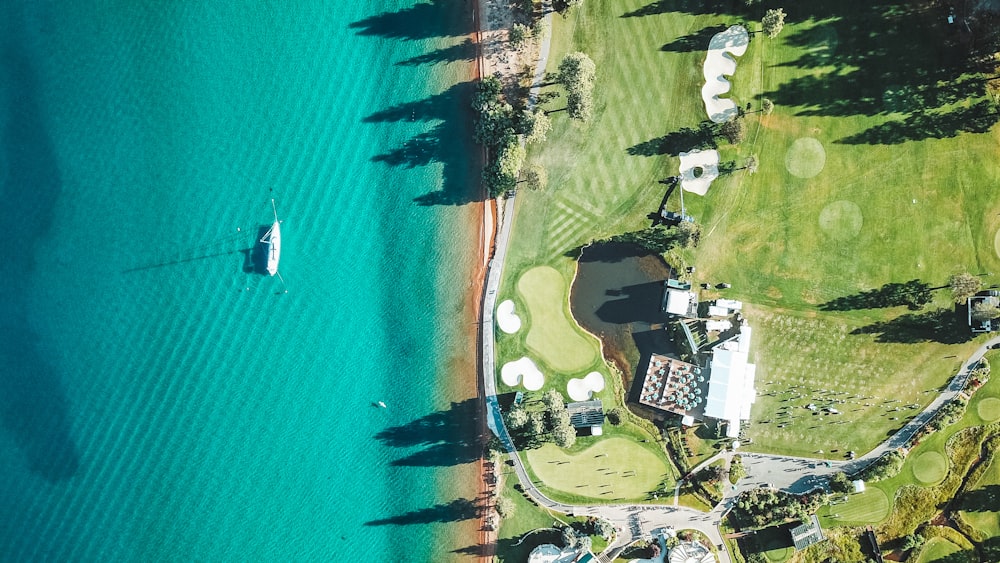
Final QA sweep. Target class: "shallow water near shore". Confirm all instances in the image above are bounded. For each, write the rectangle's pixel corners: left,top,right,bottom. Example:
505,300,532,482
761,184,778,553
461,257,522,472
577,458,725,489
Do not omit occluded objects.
0,1,481,560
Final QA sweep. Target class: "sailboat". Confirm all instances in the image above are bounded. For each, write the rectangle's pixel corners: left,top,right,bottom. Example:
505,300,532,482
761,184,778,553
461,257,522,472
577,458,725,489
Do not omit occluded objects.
261,199,281,276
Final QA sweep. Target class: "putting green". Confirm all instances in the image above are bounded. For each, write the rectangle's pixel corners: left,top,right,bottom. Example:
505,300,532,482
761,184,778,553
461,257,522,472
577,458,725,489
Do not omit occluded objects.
978,397,1000,422
831,487,890,523
518,266,598,373
525,438,668,501
819,200,863,240
912,451,948,484
784,137,826,179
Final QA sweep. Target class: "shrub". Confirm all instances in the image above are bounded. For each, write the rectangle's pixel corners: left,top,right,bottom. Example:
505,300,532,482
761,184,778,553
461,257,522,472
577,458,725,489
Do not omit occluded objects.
856,450,905,482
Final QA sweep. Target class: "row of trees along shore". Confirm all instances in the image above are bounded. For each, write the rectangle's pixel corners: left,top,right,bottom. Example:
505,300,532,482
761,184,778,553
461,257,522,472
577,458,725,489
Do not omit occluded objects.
472,49,595,197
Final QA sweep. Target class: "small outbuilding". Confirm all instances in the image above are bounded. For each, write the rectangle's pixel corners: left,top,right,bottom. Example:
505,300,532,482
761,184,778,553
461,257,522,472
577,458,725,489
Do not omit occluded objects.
567,400,605,435
790,515,826,551
852,479,866,493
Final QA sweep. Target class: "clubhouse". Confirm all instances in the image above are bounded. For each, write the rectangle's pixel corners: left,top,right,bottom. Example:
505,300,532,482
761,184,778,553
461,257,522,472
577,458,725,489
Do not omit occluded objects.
639,308,757,438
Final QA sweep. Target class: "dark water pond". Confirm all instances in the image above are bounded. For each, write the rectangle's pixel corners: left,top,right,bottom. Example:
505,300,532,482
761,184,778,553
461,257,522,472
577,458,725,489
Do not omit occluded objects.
570,242,676,388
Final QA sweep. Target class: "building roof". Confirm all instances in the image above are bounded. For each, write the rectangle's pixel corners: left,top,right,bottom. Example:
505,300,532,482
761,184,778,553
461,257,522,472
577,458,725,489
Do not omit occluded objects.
790,515,826,551
638,354,707,416
704,324,756,437
662,280,698,317
567,400,604,428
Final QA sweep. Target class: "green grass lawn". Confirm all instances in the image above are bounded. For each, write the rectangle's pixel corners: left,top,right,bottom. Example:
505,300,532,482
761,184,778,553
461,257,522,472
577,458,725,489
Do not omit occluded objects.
518,265,598,373
524,436,673,503
916,537,966,563
494,0,1000,514
958,451,1000,538
818,488,890,527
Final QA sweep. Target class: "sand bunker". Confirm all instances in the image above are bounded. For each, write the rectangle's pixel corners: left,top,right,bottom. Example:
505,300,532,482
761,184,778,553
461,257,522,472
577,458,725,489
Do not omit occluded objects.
496,299,522,334
702,25,748,123
678,149,720,196
567,372,605,401
501,357,545,391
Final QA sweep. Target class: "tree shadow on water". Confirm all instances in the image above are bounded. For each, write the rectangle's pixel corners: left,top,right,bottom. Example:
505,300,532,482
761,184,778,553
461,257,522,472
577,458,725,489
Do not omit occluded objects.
365,497,481,526
364,81,481,206
0,32,79,482
396,38,476,67
348,0,473,41
373,398,482,467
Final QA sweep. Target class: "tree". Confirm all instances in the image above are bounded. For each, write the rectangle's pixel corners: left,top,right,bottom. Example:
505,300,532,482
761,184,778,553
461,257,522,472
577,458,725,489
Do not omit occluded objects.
555,0,583,16
744,155,758,174
720,117,746,144
565,90,593,121
675,220,701,249
542,389,566,411
551,418,577,448
509,23,531,50
950,272,982,303
761,98,774,115
528,411,547,436
593,518,615,540
829,471,852,494
521,164,548,191
606,407,622,426
521,109,551,144
495,495,515,519
558,52,595,90
558,52,596,122
762,8,786,38
507,403,529,429
972,300,1000,323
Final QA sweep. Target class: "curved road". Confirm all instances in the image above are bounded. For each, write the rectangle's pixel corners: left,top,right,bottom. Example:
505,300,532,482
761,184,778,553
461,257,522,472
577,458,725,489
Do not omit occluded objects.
475,4,1000,560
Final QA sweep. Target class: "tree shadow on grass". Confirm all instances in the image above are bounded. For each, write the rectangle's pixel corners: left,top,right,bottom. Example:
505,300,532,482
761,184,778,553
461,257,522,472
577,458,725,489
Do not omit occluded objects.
373,398,483,466
621,0,741,18
820,280,931,311
952,484,1000,512
850,308,972,344
764,0,997,140
456,529,561,560
836,99,1000,145
627,122,717,157
364,81,480,206
365,497,481,526
661,24,728,52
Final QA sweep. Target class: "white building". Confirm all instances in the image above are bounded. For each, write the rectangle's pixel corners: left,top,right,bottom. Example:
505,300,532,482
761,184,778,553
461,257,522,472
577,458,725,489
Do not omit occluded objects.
703,323,756,438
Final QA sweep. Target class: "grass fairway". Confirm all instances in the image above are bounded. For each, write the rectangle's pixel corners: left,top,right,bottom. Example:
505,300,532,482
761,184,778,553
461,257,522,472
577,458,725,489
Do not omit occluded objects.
517,266,597,373
916,537,965,563
525,437,671,502
959,453,1000,537
978,397,1000,422
911,451,948,485
494,0,1000,510
819,488,890,526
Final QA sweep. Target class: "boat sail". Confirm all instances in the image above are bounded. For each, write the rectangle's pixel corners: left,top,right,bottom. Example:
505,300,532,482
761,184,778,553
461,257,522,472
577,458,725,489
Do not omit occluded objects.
261,199,281,276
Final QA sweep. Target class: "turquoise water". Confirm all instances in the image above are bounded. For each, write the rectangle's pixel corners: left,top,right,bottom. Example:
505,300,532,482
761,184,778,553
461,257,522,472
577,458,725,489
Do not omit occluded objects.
0,1,482,560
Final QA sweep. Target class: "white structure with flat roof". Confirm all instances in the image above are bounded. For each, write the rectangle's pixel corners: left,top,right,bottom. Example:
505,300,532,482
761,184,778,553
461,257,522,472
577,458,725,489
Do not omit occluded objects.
703,324,756,438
